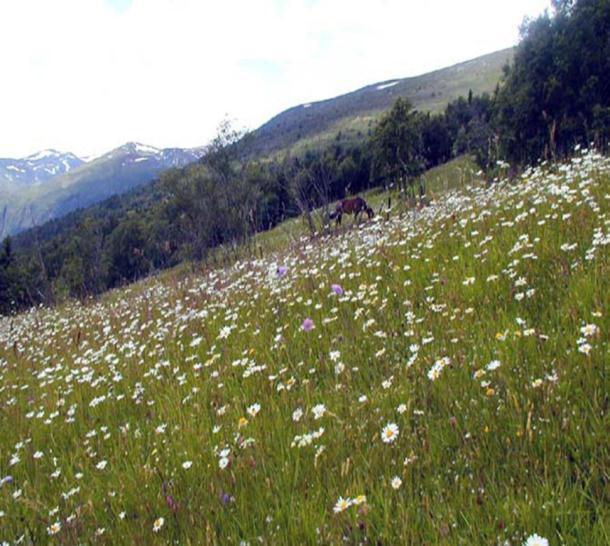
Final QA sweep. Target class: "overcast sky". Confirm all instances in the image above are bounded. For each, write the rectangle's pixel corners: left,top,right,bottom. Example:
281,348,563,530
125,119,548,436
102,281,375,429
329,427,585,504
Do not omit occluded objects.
0,0,550,158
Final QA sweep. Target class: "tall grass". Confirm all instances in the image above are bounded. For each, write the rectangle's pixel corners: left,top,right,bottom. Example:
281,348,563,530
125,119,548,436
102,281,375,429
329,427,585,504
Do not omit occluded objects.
0,150,607,545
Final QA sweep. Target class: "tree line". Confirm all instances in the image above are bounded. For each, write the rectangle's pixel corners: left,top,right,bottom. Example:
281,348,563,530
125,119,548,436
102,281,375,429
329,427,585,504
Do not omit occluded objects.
0,0,608,314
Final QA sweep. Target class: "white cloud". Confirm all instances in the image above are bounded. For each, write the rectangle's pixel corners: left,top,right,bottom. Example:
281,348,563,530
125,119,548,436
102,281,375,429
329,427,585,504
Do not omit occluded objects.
0,0,550,157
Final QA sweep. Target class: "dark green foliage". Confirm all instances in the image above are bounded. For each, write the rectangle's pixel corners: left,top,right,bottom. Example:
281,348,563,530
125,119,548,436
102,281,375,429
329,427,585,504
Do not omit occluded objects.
371,98,425,189
420,113,453,168
0,237,19,313
447,94,495,168
494,0,610,163
104,214,150,286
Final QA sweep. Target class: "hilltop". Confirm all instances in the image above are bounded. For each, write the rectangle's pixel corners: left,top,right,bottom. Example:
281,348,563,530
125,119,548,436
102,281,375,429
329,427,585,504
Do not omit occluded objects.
246,48,512,156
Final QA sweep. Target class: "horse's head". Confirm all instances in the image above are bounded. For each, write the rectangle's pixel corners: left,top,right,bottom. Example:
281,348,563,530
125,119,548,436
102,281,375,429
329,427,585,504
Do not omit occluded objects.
329,202,343,219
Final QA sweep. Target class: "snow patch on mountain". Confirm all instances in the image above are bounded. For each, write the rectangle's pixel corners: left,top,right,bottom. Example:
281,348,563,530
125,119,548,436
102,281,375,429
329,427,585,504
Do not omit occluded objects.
26,149,62,161
0,150,85,189
134,143,160,154
376,81,399,91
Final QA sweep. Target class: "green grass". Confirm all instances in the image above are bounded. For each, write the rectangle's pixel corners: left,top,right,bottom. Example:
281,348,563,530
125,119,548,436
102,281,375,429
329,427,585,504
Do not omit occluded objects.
0,151,608,545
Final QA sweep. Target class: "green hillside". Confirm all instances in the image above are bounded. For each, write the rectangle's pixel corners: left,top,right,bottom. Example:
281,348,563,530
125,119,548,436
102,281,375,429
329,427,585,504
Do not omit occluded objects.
247,48,512,157
0,149,607,544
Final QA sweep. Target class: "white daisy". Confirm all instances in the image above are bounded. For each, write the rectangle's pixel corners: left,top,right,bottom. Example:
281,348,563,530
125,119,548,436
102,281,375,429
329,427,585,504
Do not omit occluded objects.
580,324,598,337
333,496,352,513
47,522,61,535
524,533,549,546
246,403,261,417
312,404,326,420
486,360,501,371
381,422,399,444
153,517,165,532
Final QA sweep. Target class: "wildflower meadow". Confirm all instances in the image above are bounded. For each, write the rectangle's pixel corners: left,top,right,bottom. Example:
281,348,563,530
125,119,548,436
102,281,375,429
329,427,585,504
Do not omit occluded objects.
0,150,608,544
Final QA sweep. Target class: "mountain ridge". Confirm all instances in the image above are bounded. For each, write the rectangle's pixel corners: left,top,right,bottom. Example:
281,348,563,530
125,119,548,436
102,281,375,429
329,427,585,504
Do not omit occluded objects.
0,149,85,191
246,47,513,156
0,142,204,237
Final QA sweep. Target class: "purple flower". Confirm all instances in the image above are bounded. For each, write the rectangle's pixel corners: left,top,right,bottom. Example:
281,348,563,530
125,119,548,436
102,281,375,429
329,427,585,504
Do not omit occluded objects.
301,318,315,332
0,475,13,487
166,494,179,512
276,266,288,278
331,284,344,296
220,491,232,506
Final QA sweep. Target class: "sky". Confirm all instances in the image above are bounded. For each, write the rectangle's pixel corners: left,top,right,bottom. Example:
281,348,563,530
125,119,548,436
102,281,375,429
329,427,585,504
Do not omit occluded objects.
0,0,550,159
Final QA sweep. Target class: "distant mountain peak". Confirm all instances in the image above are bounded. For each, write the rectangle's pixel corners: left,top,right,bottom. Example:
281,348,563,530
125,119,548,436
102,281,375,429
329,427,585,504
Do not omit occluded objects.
0,149,86,192
120,142,161,155
26,149,60,160
0,142,205,236
24,149,83,162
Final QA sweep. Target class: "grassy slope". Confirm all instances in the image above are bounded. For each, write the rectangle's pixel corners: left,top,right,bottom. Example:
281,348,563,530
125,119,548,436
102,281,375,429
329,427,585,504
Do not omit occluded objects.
255,155,479,253
0,151,608,545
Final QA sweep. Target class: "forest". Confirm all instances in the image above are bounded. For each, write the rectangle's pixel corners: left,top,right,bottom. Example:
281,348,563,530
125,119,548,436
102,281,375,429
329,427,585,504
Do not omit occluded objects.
0,0,608,314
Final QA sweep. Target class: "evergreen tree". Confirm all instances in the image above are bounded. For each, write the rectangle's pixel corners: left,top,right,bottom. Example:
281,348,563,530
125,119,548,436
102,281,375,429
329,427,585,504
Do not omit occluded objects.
371,98,425,190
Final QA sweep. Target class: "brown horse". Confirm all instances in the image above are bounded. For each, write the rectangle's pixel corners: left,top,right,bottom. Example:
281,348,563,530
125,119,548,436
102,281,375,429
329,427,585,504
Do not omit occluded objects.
329,196,374,225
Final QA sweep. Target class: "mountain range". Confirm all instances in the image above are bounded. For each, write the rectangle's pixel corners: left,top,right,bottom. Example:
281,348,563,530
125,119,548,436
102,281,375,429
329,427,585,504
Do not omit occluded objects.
0,143,203,237
0,149,84,191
